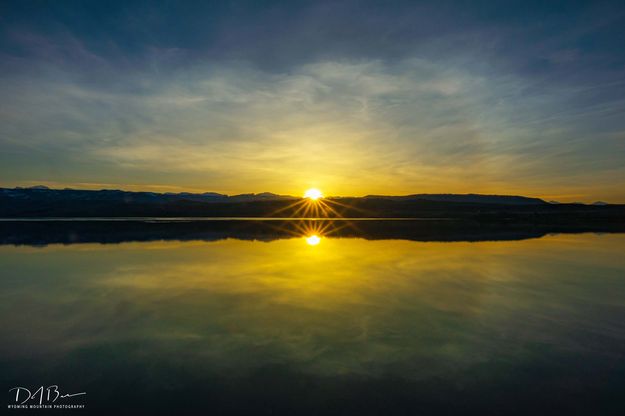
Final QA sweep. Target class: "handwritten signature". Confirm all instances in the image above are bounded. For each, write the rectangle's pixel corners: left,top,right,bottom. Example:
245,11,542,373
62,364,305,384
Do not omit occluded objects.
8,386,86,405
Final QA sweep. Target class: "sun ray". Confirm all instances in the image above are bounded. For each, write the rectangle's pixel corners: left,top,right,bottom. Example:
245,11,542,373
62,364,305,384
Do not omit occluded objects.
267,198,307,217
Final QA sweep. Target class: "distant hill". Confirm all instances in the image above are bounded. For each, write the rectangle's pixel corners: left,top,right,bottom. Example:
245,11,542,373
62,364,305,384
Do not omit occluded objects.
364,193,547,205
0,187,294,204
2,187,546,206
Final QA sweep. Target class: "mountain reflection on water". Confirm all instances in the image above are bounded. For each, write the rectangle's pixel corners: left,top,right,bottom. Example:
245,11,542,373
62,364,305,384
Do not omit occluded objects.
1,218,623,246
1,223,624,415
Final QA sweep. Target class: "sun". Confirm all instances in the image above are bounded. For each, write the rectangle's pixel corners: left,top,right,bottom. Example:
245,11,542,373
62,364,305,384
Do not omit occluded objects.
305,235,321,246
303,188,323,200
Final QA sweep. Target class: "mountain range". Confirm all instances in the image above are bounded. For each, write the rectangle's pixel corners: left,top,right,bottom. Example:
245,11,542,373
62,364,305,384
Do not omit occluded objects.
2,186,554,204
1,186,622,221
3,186,293,203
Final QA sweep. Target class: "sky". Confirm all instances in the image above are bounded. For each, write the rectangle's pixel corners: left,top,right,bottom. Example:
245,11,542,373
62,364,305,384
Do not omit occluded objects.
1,0,624,202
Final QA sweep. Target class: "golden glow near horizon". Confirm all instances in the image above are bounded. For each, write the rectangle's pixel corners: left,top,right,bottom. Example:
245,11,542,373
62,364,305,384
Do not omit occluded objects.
304,188,323,200
3,42,625,204
305,235,321,246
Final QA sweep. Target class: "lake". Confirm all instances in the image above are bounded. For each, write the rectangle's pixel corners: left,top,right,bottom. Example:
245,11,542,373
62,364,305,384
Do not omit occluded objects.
1,220,624,415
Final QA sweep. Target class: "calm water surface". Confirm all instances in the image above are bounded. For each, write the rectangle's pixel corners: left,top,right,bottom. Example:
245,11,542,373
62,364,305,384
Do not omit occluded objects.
1,231,625,414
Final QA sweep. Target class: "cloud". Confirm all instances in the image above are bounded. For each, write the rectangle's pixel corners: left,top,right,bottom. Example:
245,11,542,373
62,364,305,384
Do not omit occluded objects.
1,1,624,201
